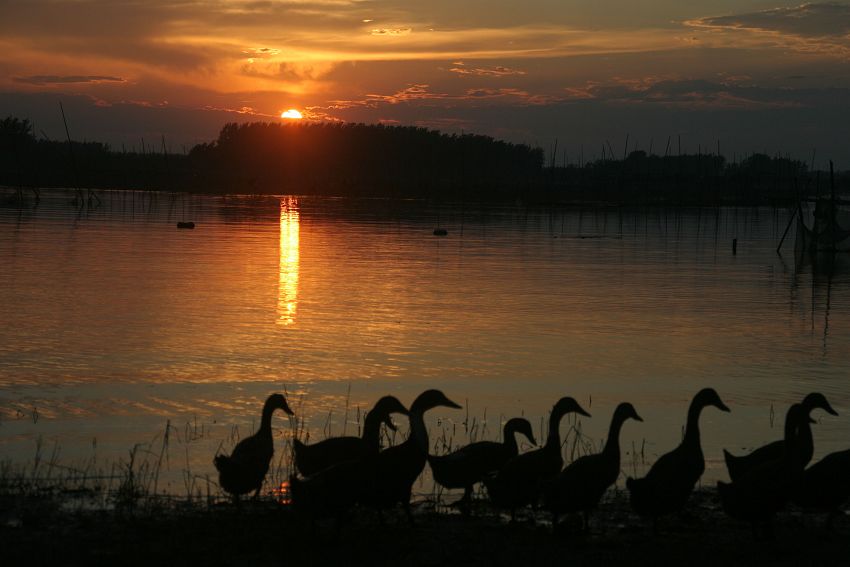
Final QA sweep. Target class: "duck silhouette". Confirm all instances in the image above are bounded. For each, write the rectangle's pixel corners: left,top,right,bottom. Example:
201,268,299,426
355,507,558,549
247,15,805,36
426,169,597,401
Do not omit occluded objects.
626,388,729,527
793,448,850,529
545,402,642,531
717,404,811,539
214,393,293,500
290,453,378,536
367,389,461,524
293,395,408,476
484,396,590,521
723,393,837,482
428,417,537,514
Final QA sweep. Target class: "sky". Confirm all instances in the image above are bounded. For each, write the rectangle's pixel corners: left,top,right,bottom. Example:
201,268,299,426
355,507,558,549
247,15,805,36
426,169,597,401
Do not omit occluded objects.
2,1,850,166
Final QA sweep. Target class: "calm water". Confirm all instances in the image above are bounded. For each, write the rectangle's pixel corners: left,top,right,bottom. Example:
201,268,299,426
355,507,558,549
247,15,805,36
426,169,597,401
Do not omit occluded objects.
1,190,848,495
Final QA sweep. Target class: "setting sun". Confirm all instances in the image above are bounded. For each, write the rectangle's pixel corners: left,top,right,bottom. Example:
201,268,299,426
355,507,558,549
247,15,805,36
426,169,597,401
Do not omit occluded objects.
281,109,303,120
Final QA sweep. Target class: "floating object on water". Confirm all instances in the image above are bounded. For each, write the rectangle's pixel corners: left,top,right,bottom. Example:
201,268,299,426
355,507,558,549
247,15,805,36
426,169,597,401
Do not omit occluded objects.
177,221,195,229
433,228,448,236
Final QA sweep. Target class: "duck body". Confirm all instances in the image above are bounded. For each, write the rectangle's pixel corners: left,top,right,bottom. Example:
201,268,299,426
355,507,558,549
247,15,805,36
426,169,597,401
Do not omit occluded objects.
723,393,837,482
793,448,850,523
627,388,730,521
214,393,293,498
367,390,461,522
294,395,407,476
717,404,810,530
485,397,590,518
546,403,642,527
429,417,536,494
289,457,376,528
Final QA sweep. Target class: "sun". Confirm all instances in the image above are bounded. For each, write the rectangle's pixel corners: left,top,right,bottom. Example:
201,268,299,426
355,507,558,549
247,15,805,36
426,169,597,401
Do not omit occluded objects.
281,109,303,120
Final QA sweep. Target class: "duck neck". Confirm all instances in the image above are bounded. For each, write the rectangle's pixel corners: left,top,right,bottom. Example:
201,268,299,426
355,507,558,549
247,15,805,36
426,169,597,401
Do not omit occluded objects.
603,414,626,456
502,424,519,455
361,411,383,450
792,418,814,465
545,410,564,452
409,408,429,453
259,403,277,437
683,402,703,447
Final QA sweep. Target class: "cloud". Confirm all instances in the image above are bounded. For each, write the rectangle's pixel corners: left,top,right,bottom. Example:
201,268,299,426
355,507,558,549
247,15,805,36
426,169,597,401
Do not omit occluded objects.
691,3,850,38
449,65,526,77
370,28,412,36
14,75,125,85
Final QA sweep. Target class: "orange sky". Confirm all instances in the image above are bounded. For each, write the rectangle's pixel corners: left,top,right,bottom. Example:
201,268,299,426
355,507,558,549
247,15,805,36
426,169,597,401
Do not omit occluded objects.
2,1,850,164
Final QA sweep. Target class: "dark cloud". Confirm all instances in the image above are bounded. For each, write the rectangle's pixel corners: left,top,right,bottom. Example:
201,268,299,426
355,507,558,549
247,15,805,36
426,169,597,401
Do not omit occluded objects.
694,2,850,38
14,75,125,85
449,65,526,77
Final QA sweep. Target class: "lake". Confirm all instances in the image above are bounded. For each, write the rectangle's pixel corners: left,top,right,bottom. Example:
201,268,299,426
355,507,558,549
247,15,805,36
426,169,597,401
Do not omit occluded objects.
1,189,848,498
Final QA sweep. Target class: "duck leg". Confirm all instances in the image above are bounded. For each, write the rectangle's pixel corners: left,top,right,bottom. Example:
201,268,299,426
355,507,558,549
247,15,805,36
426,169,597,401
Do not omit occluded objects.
461,485,473,516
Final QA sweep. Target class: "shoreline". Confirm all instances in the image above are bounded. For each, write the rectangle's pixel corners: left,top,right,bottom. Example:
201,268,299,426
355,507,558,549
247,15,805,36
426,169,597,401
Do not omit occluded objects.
3,488,847,566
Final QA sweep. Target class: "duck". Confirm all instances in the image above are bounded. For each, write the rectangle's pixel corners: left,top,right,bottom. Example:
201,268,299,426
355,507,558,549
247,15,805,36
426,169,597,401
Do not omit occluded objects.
793,448,850,529
367,389,462,524
289,456,377,536
545,402,642,531
626,388,729,525
214,393,293,500
717,404,811,538
428,417,537,513
484,396,591,521
293,395,408,476
723,392,837,482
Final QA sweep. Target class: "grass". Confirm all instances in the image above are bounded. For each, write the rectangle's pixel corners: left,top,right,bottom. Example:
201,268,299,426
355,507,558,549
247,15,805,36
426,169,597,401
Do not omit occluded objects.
2,403,847,566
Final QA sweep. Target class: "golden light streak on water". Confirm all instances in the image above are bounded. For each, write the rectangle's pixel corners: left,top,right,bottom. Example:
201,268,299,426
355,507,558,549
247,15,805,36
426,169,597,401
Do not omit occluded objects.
277,197,300,326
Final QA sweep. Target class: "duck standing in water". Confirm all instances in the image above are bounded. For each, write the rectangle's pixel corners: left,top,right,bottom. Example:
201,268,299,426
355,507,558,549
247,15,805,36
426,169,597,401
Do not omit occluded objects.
429,417,537,514
723,392,837,481
717,404,811,538
626,388,730,527
293,395,408,476
545,402,642,532
367,389,462,524
484,396,591,521
214,393,293,501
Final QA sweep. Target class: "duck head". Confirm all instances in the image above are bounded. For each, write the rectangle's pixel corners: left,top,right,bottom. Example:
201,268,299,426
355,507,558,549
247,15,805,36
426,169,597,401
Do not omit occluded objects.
692,388,730,413
801,392,838,417
265,393,294,415
410,389,462,414
370,395,408,432
615,402,643,423
505,417,537,446
552,396,591,420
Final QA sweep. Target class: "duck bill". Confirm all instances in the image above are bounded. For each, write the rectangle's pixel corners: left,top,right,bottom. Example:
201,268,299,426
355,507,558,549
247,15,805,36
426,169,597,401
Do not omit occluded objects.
823,402,839,416
576,406,591,418
716,401,731,413
633,413,644,422
445,399,462,410
283,402,295,416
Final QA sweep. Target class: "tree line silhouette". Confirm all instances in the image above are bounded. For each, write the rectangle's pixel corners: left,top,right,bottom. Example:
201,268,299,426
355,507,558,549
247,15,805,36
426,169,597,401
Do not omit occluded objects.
1,115,846,205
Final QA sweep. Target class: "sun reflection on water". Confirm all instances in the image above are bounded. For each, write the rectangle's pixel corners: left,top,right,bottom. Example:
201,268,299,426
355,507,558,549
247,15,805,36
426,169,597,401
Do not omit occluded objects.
277,197,300,326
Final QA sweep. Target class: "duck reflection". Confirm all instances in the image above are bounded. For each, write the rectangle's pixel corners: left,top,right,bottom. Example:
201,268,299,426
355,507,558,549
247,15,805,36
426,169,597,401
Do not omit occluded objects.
277,197,300,326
